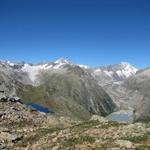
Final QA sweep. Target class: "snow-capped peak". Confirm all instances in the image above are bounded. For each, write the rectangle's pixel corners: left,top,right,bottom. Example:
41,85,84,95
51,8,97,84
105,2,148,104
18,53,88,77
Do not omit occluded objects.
94,62,138,84
0,59,138,86
77,64,89,69
120,61,138,75
120,61,131,66
53,58,70,69
54,57,69,64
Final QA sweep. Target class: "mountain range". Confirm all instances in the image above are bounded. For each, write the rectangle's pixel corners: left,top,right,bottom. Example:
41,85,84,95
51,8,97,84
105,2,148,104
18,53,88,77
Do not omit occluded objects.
0,58,149,122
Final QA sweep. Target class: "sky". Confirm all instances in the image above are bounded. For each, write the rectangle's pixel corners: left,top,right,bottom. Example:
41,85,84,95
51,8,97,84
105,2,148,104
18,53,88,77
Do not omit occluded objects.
0,0,150,68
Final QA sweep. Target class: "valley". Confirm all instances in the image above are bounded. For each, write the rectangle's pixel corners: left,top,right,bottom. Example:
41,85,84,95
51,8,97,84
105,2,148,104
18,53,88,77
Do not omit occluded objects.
0,58,150,149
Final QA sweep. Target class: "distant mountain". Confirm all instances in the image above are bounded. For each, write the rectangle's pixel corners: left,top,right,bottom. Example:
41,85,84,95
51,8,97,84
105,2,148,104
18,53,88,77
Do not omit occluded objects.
8,58,79,85
0,58,116,120
0,60,31,98
123,68,150,121
99,65,150,122
4,59,138,86
92,62,138,86
3,58,150,122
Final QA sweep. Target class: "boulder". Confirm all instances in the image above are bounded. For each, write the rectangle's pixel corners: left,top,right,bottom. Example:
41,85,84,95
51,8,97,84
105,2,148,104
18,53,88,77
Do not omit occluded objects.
0,139,6,149
115,140,134,148
11,133,23,143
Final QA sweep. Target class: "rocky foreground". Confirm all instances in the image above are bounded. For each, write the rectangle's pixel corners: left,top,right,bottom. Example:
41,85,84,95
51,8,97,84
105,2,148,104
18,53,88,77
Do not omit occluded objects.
0,97,150,150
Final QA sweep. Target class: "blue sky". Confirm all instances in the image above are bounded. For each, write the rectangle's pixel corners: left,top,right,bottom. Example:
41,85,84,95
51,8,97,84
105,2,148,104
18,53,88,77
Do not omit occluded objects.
0,0,150,68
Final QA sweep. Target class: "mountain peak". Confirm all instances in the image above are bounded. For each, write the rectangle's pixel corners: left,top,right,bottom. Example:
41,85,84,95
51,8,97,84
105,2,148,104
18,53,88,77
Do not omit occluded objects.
120,61,131,66
120,62,138,73
54,57,69,64
94,62,138,85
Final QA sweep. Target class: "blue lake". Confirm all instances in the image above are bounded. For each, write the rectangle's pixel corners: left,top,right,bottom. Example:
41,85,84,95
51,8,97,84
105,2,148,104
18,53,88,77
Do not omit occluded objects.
26,102,52,113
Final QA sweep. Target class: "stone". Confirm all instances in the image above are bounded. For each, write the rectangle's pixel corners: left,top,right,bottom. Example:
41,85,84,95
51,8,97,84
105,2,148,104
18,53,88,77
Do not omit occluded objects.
11,133,23,143
0,139,6,149
115,140,133,148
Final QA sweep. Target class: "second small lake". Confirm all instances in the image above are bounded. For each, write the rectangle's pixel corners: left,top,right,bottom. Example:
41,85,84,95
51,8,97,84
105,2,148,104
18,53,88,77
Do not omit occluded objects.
106,110,133,123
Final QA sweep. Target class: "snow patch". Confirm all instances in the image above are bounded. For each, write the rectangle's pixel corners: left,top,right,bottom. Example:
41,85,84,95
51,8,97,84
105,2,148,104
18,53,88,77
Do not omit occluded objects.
78,64,89,69
54,58,69,64
21,63,53,82
7,61,15,67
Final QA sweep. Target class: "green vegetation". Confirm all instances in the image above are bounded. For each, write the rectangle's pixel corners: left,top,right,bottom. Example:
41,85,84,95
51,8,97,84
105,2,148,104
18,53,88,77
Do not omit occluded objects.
122,133,150,143
70,120,100,132
61,135,95,149
17,127,61,147
135,146,150,150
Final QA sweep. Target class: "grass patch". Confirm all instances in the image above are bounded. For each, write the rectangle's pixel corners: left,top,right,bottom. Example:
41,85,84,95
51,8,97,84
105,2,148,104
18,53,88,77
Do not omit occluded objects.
99,121,121,129
16,127,61,147
70,120,100,132
61,135,95,149
122,133,149,143
135,145,150,150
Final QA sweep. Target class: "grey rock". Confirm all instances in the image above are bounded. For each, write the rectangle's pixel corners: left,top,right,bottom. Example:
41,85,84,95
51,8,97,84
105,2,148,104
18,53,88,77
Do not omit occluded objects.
0,139,7,149
11,133,23,143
